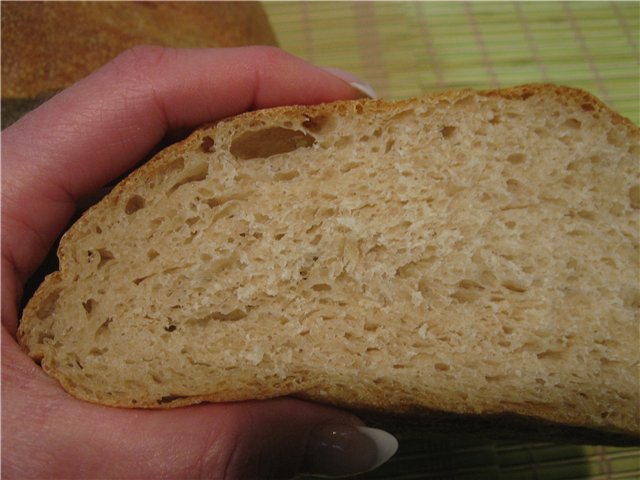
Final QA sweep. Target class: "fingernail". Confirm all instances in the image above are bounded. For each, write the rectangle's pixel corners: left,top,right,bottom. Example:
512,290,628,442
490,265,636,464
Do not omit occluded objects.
302,424,398,477
322,67,378,99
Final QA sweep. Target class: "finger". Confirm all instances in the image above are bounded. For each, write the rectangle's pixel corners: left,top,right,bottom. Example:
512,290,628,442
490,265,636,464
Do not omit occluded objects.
3,332,397,480
1,46,366,287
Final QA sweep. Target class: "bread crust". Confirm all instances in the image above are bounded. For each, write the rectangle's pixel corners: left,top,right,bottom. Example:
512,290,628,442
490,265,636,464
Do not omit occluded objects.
18,85,640,445
1,1,277,98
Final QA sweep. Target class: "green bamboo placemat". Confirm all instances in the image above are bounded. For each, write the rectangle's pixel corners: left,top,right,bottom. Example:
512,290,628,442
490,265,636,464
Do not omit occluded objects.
264,2,640,478
264,1,639,125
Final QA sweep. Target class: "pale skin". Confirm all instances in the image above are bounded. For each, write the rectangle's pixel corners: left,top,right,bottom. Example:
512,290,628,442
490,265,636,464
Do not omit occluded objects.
2,46,369,479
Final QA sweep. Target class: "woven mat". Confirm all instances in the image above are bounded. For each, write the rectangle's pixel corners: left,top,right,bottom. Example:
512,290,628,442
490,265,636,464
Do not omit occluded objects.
264,2,640,479
264,1,639,125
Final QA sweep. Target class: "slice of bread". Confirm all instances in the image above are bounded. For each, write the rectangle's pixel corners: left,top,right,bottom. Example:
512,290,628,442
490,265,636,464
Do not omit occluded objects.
18,85,640,444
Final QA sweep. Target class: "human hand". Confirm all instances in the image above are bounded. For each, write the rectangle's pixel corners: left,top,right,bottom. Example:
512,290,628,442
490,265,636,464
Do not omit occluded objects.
1,46,397,479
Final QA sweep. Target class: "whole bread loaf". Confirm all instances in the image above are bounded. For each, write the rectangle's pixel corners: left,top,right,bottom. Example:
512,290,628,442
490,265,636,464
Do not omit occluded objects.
1,1,277,126
18,85,640,445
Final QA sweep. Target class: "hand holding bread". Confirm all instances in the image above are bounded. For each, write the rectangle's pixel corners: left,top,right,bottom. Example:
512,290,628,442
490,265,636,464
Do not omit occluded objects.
2,46,393,480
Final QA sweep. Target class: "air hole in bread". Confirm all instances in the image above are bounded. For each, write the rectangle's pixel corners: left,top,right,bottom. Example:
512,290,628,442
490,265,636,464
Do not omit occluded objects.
156,157,185,176
395,261,419,279
36,289,62,319
96,249,114,268
343,331,356,341
628,185,640,209
384,139,395,153
168,163,208,193
340,161,362,173
600,357,623,367
506,153,526,164
132,274,152,286
124,194,146,215
566,161,579,171
622,289,640,309
390,109,415,122
581,103,596,111
95,318,113,338
199,136,215,153
537,350,564,361
274,170,300,181
576,209,596,220
563,118,582,129
480,192,493,202
73,357,84,370
158,395,186,405
607,130,625,148
302,114,329,133
457,279,485,290
450,289,481,303
599,256,616,268
82,298,97,314
441,125,456,138
230,127,316,160
502,280,528,293
311,283,331,292
489,115,501,124
417,276,430,296
204,196,230,208
434,362,450,371
364,322,379,332
505,178,521,193
147,249,159,261
187,309,248,327
334,136,352,148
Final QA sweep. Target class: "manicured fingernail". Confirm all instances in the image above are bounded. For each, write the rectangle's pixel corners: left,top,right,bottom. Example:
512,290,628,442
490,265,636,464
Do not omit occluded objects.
322,67,378,99
303,424,398,477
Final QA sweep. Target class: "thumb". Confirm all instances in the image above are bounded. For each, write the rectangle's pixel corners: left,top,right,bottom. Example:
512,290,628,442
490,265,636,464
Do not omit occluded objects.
210,398,398,479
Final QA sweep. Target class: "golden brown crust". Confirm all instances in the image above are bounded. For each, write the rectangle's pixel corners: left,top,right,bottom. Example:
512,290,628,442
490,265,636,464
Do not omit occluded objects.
1,1,277,99
479,83,639,131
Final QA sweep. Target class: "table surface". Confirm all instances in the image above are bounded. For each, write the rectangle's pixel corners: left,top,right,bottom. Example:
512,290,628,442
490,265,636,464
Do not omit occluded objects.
264,2,640,479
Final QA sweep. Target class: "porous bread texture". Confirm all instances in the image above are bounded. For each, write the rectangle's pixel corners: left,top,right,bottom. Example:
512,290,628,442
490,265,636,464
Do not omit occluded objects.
19,85,640,442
